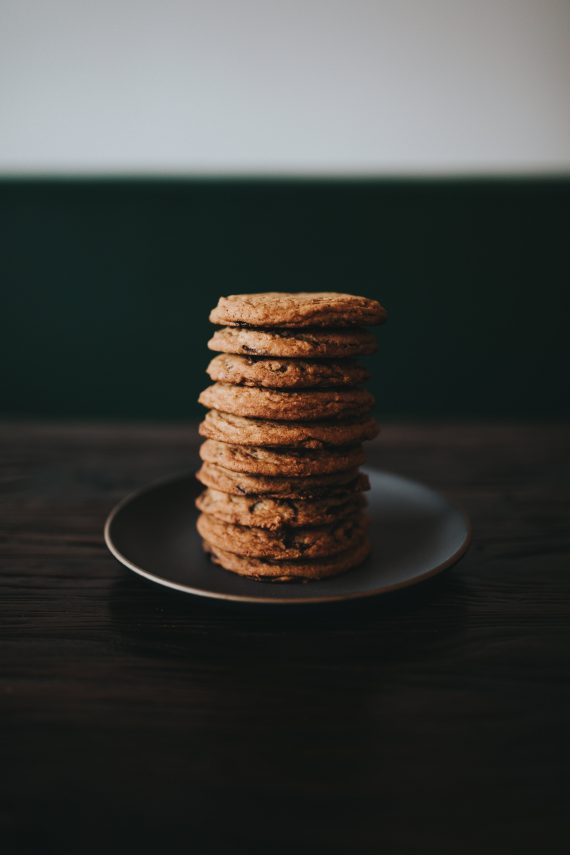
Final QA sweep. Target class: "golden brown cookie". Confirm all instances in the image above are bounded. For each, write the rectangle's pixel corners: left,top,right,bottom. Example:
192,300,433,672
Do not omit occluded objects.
199,439,365,476
198,383,374,421
196,462,370,498
199,410,379,448
209,292,387,328
206,354,369,389
196,488,366,530
208,327,378,359
197,511,368,559
203,536,371,581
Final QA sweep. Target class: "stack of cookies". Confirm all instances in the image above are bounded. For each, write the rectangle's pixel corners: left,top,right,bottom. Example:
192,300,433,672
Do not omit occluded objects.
196,292,387,582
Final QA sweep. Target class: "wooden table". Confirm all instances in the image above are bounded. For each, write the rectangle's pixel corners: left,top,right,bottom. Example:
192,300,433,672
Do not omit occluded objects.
2,422,569,854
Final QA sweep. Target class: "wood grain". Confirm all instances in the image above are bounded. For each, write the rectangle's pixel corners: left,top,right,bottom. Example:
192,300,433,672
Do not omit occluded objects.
1,422,569,855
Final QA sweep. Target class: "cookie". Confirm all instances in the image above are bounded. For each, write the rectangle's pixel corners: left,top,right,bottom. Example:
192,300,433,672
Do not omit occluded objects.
199,439,365,476
199,383,374,421
209,292,387,328
203,536,371,581
199,410,379,448
196,511,368,559
208,327,378,359
196,462,370,498
206,354,369,389
196,488,366,530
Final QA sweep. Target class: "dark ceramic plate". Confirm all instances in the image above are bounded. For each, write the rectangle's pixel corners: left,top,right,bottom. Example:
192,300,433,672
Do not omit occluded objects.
104,469,470,604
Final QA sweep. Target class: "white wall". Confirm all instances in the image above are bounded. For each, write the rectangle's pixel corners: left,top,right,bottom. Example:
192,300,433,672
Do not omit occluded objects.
1,0,569,174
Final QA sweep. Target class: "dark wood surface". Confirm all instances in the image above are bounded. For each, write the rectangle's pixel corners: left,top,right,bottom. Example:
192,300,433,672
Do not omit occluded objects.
2,422,569,855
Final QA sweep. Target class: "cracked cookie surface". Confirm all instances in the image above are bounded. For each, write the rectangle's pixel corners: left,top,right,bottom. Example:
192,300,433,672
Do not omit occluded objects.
208,327,378,359
203,537,371,581
199,410,379,448
209,292,387,328
196,462,370,498
206,354,369,389
196,488,366,530
199,383,374,421
199,439,365,476
197,511,368,559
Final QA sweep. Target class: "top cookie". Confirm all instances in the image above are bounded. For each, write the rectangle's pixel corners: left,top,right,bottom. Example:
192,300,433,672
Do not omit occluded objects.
209,292,387,328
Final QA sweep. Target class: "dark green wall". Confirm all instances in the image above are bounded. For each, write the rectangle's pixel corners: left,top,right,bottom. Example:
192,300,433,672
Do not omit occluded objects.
2,178,569,420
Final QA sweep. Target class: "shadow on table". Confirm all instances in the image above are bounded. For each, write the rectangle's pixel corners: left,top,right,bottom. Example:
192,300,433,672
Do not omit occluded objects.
106,562,473,668
77,567,482,855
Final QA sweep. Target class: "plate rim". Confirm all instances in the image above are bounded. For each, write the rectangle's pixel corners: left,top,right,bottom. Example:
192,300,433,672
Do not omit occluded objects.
104,469,472,605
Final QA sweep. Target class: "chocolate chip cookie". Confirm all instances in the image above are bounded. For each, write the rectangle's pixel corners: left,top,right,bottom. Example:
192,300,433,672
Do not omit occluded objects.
196,488,366,530
208,327,378,359
196,462,370,498
198,383,374,421
199,410,379,448
206,354,369,389
199,439,365,476
203,537,371,581
197,511,368,559
209,292,387,328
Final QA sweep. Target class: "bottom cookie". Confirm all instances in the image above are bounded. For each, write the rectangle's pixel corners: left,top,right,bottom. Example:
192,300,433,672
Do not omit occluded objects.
202,536,371,581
